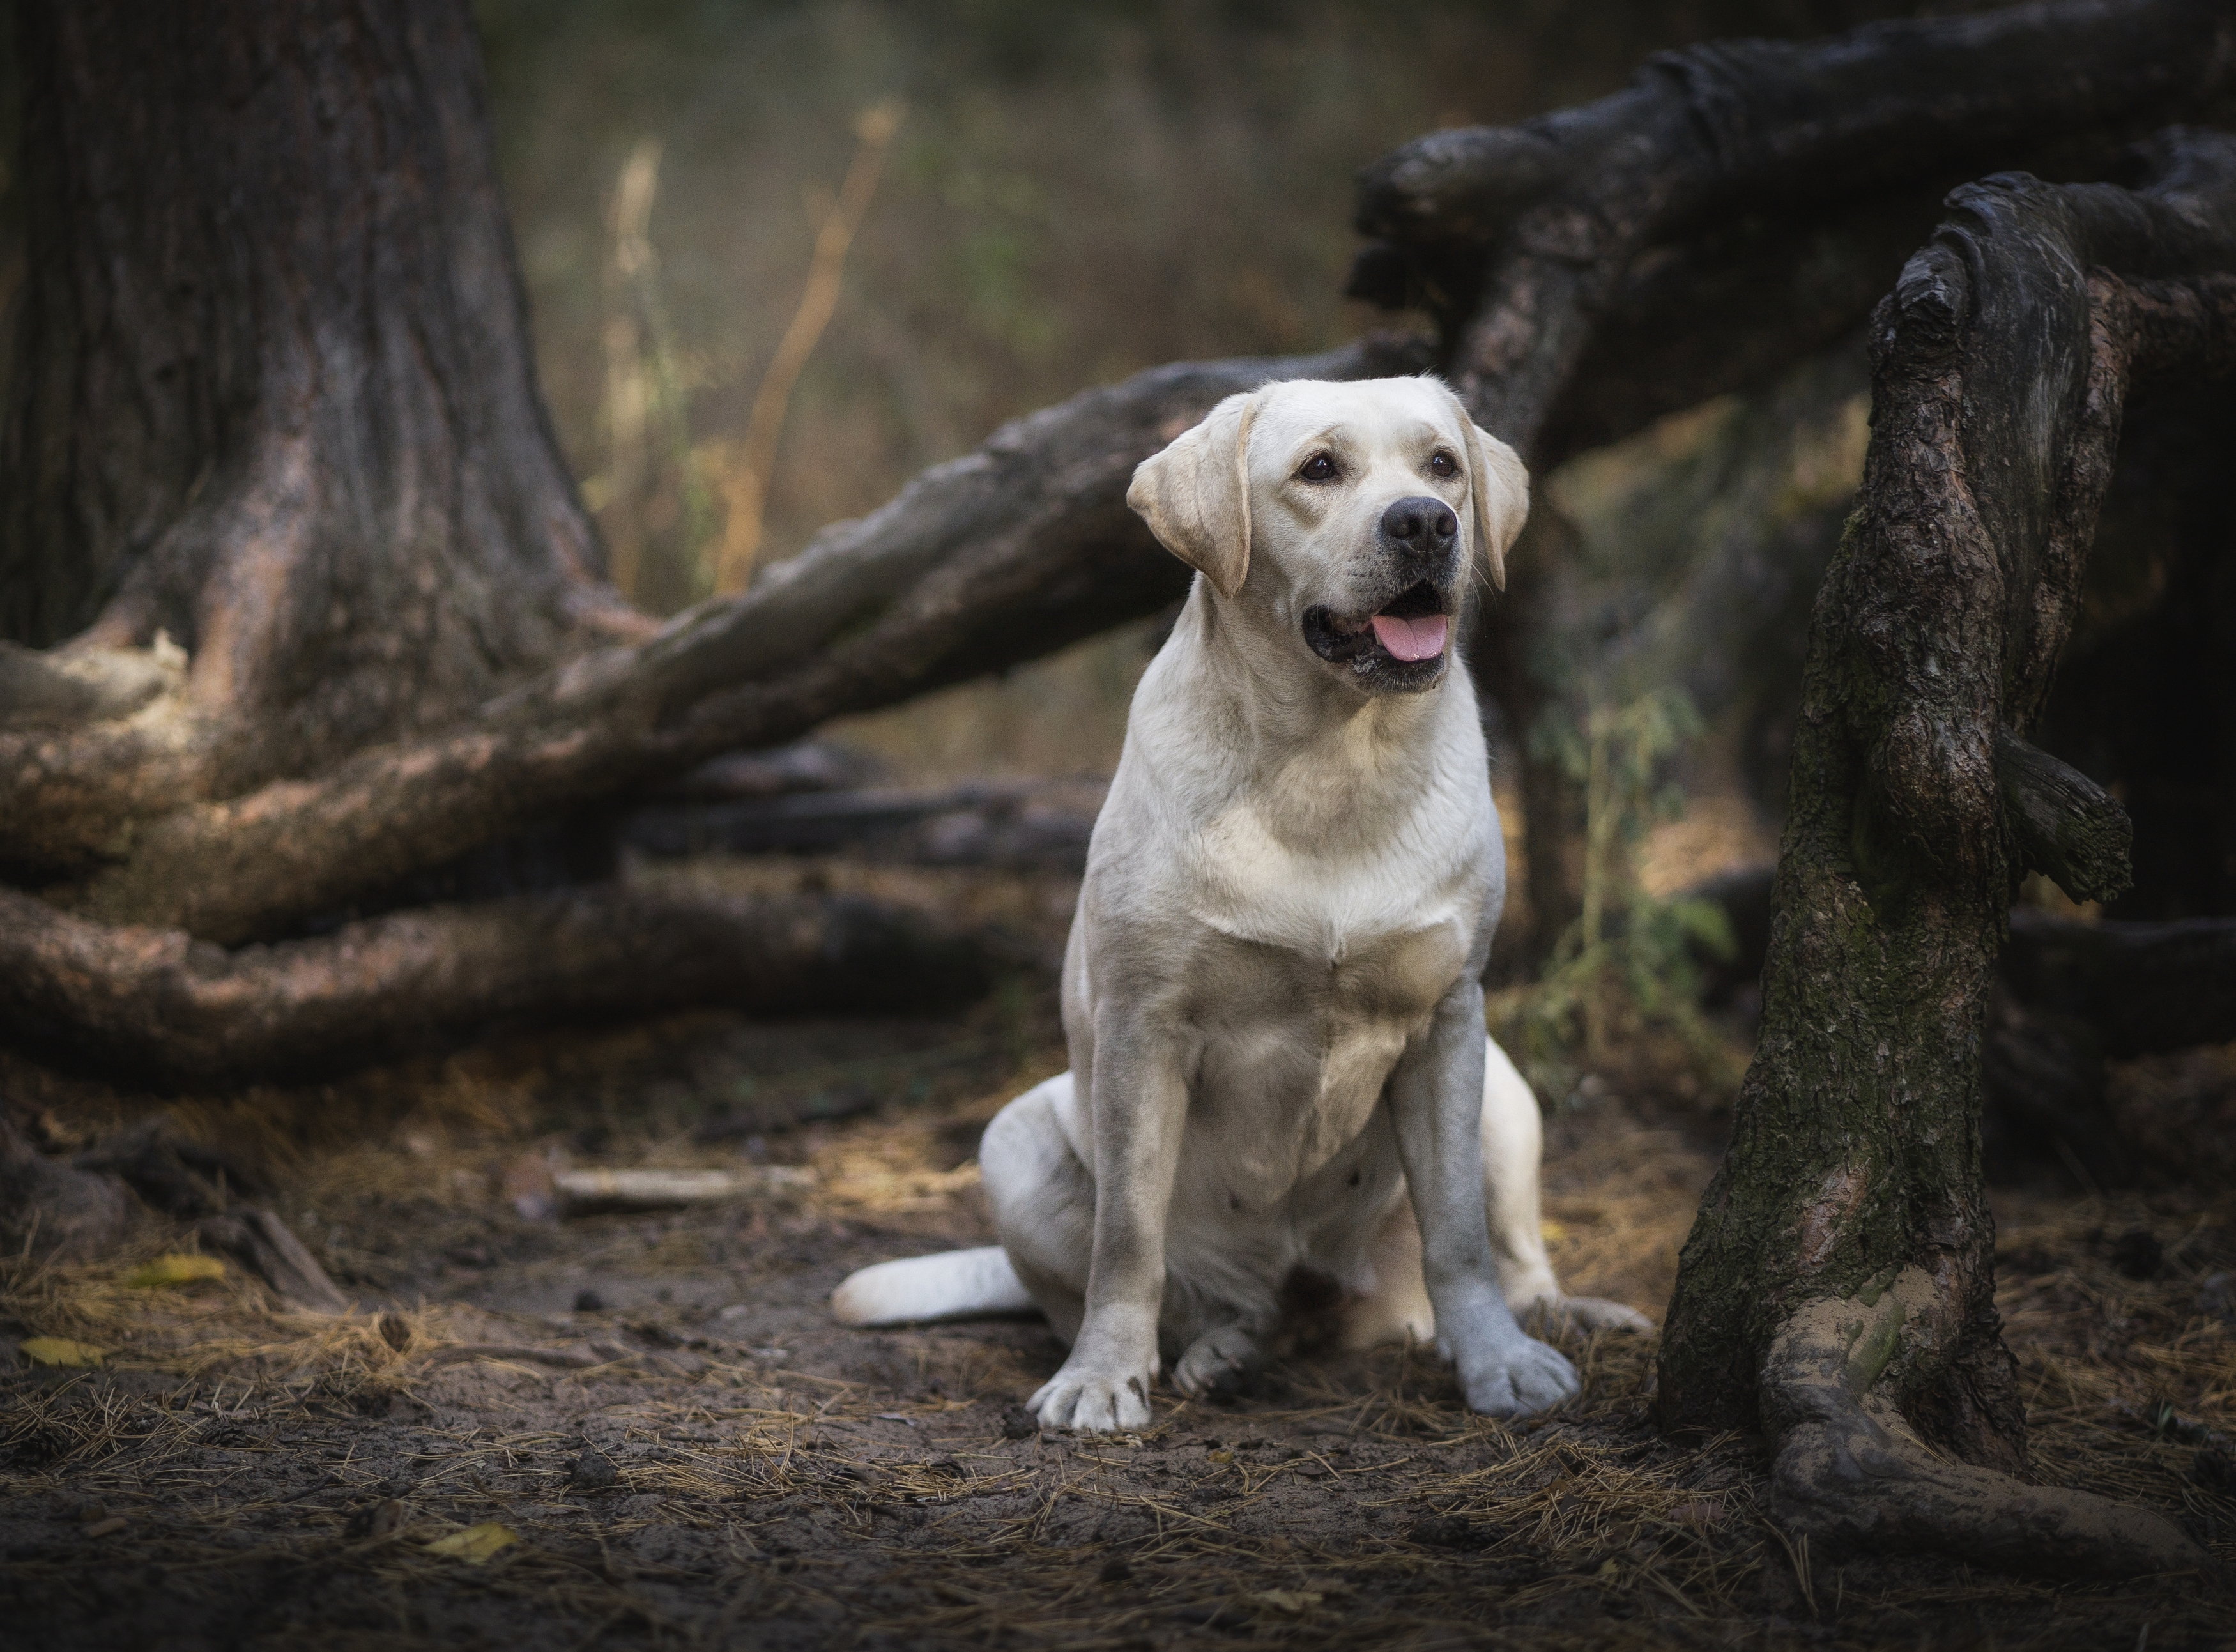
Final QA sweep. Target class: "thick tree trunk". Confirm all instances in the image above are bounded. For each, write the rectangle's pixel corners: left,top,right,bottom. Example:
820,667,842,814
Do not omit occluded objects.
1654,132,2236,1573
0,0,646,795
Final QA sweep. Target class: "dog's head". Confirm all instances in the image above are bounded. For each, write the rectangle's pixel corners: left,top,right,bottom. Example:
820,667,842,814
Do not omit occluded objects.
1126,376,1529,694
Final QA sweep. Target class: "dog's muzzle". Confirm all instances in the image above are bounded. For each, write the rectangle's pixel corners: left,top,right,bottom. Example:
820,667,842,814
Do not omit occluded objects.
1300,496,1460,690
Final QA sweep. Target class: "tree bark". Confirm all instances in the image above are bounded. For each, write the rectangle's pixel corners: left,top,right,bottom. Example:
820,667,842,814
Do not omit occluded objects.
0,0,647,794
0,884,996,1085
1653,132,2236,1574
7,0,2235,1086
624,779,1103,875
1359,0,2236,463
3,333,1430,940
1351,0,2236,960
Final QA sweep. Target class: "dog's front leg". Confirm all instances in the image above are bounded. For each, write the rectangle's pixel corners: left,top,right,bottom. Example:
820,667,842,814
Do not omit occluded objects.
1388,980,1579,1416
1028,1021,1187,1433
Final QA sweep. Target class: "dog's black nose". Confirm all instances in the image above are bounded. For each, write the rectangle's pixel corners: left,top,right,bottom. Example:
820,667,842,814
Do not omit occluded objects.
1380,495,1458,551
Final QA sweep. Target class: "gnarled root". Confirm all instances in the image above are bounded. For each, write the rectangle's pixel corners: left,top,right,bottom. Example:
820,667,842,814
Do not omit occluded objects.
1761,1269,2211,1579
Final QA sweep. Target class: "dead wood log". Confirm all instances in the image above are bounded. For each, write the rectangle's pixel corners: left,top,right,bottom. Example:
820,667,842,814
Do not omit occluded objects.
197,1209,351,1315
1359,0,2236,458
1355,0,2236,957
0,883,998,1085
4,334,1430,940
1654,130,2236,1574
622,779,1103,875
2005,908,2236,1058
6,0,2232,1089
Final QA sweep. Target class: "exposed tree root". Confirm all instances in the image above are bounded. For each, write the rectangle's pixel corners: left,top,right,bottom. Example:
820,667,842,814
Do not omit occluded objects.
197,1209,351,1315
1656,131,2236,1573
0,883,998,1085
1760,1270,2211,1577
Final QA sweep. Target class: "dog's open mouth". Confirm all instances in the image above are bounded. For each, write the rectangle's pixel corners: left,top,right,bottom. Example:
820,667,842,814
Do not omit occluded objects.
1303,581,1450,678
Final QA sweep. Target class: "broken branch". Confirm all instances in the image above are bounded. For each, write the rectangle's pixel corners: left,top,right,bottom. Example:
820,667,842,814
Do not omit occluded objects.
0,883,999,1085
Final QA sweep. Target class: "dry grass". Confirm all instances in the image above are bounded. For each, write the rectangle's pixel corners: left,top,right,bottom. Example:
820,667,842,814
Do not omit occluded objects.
6,1023,2236,1650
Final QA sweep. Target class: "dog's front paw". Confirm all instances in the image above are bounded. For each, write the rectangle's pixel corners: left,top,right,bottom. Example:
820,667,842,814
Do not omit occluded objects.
1460,1337,1579,1418
1030,1364,1154,1433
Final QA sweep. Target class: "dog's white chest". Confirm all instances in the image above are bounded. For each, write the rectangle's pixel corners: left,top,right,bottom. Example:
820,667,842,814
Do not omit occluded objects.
1186,795,1478,965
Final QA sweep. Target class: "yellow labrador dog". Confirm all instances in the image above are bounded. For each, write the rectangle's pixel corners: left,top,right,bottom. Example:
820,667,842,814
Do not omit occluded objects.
835,376,1647,1432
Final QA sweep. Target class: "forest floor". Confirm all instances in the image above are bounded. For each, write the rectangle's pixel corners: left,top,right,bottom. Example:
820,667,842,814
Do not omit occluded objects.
4,860,2235,1651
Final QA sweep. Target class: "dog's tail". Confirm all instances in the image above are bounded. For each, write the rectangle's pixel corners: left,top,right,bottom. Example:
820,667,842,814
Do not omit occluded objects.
831,1246,1038,1327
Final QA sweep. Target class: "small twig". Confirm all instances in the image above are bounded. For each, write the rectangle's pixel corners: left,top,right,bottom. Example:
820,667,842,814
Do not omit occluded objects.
422,1343,604,1370
708,100,905,594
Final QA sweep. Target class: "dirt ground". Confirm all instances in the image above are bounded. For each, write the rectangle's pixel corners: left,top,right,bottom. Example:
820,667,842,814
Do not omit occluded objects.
5,874,2235,1650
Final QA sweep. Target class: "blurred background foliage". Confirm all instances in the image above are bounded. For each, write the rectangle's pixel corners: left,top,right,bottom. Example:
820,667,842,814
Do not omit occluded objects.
0,1,1958,1091
471,0,1931,786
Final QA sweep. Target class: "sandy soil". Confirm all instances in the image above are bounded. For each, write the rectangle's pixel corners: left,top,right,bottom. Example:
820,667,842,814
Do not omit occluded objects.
4,1000,2234,1651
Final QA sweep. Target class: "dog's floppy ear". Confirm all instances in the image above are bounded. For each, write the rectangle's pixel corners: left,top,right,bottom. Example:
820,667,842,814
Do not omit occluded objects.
1460,418,1530,593
1126,391,1259,600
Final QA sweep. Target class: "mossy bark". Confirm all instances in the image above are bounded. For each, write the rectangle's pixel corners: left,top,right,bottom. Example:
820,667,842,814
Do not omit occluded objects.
1655,135,2236,1570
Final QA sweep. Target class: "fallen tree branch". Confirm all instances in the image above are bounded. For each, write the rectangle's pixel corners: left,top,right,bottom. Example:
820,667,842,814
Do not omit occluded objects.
622,779,1103,874
198,1208,351,1315
2005,908,2236,1057
0,883,1000,1085
1358,0,2236,456
6,335,1430,938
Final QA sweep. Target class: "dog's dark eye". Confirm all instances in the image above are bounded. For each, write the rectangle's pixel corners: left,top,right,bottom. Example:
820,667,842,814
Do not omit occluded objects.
1428,451,1458,478
1298,453,1338,483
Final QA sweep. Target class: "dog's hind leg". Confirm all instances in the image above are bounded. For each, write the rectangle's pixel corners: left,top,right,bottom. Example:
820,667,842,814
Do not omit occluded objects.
1172,1320,1264,1398
1482,1037,1651,1334
830,1072,1092,1333
978,1072,1096,1345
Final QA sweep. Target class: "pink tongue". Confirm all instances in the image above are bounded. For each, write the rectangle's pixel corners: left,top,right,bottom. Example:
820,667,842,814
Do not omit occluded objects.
1369,612,1448,662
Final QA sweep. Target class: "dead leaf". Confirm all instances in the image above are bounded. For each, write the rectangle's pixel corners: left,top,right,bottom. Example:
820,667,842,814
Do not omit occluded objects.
424,1522,517,1564
123,1253,226,1288
23,1336,109,1368
82,1517,127,1539
1246,1590,1323,1614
